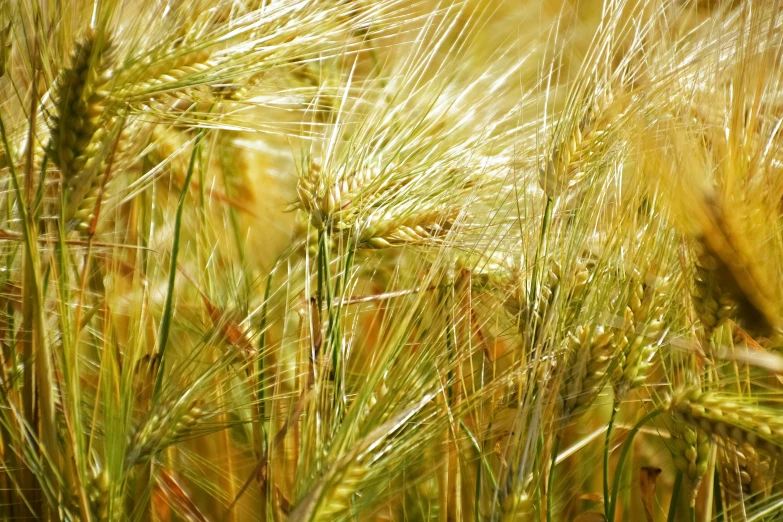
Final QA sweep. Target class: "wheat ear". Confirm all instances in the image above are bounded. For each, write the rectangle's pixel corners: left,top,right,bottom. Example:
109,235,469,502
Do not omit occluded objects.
694,196,781,338
501,491,534,522
504,260,590,321
358,207,457,249
87,468,109,522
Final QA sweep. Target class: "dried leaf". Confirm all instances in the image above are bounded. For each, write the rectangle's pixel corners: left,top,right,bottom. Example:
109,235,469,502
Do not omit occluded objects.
157,468,208,522
640,466,662,522
578,492,604,503
716,347,783,374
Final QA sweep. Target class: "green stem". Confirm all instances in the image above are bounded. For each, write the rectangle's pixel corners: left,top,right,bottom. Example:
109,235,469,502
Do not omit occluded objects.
533,434,544,522
258,265,276,408
712,465,723,522
608,408,662,521
474,457,482,522
444,284,455,404
668,471,683,522
531,197,554,291
530,197,554,338
317,229,332,311
256,264,277,520
604,407,618,518
546,435,561,522
330,244,354,414
459,420,497,490
153,127,205,399
0,100,57,521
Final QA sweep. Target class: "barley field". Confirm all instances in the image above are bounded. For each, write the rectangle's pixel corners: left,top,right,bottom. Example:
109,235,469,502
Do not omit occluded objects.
1,0,782,520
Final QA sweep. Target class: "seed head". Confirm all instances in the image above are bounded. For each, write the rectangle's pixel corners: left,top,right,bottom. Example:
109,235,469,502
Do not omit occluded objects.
49,29,115,231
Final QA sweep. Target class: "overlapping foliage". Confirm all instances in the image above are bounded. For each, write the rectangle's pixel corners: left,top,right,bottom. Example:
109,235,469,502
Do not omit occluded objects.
1,1,783,521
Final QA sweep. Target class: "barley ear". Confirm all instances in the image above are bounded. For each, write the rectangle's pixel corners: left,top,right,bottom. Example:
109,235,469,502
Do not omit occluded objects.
556,325,614,430
128,398,207,465
501,492,534,521
49,29,115,231
87,468,109,522
312,462,367,522
358,209,455,249
695,196,781,338
718,444,771,502
667,410,711,506
613,274,668,404
692,249,736,340
507,260,590,341
671,390,783,456
123,48,213,99
539,94,613,197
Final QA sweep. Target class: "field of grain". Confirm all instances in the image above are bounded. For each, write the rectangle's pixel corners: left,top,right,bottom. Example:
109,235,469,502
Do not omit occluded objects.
1,1,782,521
